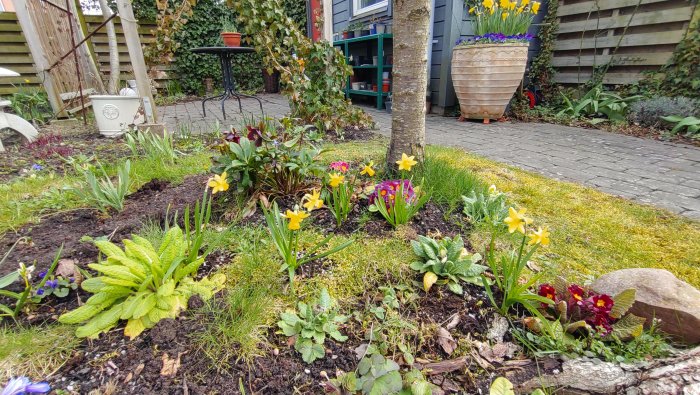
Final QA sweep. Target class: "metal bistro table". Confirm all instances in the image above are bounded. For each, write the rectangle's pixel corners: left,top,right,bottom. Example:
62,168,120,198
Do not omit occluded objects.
191,46,264,119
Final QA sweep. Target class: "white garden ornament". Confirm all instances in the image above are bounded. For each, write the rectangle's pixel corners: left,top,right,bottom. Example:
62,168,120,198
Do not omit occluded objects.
0,67,39,152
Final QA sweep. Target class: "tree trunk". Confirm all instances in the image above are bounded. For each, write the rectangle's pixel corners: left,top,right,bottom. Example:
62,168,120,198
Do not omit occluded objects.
98,0,120,95
387,0,430,168
517,346,700,394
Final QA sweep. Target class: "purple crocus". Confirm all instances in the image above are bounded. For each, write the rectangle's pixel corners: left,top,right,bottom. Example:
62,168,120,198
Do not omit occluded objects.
1,377,51,395
31,164,43,171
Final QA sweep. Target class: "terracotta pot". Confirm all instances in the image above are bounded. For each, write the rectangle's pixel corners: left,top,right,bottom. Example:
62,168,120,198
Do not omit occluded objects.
382,82,390,93
221,32,241,47
451,43,529,120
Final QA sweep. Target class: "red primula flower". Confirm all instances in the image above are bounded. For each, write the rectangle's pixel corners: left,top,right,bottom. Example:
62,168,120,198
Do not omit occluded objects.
587,312,613,335
538,284,556,301
590,294,614,314
568,284,585,302
329,161,350,173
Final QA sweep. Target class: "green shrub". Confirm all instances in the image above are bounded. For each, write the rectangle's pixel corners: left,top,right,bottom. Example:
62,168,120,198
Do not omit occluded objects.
10,88,52,125
661,115,700,139
124,130,178,165
628,97,700,128
558,85,641,122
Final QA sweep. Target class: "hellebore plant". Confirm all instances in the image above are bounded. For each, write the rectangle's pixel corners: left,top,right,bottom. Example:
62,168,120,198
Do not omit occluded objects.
263,200,353,291
482,206,554,317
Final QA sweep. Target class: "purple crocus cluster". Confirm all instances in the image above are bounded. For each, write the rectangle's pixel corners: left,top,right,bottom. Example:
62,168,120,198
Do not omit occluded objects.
456,33,534,46
1,377,50,395
369,179,416,207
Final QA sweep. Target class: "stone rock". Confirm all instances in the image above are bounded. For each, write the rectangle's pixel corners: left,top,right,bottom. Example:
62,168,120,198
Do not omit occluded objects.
591,268,700,344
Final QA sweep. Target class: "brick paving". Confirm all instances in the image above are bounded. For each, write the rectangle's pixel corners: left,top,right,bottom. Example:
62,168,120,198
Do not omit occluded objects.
160,94,700,219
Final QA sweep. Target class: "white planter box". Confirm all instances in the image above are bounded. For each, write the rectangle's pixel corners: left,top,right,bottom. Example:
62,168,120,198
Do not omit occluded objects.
90,95,143,137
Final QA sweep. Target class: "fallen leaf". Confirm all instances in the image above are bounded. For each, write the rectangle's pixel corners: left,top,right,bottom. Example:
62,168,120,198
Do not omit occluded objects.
436,327,457,356
133,363,145,377
445,314,460,330
423,272,438,292
56,259,82,284
161,352,184,377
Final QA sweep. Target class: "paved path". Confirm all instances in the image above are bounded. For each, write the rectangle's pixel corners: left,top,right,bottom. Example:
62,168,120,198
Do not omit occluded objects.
160,94,700,219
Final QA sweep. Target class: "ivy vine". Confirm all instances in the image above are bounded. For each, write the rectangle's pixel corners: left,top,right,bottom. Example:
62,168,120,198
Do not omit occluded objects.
527,0,559,100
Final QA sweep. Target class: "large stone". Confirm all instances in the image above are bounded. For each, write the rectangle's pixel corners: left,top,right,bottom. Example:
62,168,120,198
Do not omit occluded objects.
591,268,700,344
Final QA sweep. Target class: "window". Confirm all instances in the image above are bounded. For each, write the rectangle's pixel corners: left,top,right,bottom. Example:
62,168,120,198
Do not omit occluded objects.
353,0,387,16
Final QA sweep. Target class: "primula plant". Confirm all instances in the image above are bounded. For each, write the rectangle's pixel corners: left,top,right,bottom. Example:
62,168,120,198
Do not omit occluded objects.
277,288,348,363
368,153,429,228
59,195,226,338
461,0,541,43
410,235,487,294
263,200,353,290
526,280,646,340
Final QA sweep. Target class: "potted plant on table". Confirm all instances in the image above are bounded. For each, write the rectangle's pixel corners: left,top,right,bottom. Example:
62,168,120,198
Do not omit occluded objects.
451,0,541,122
220,15,241,47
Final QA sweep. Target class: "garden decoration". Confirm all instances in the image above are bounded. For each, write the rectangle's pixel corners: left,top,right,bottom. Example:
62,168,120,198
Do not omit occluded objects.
452,0,541,122
0,67,38,151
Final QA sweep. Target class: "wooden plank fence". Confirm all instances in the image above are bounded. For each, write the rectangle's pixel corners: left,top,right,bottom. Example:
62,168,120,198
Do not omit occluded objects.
552,0,695,85
0,12,172,97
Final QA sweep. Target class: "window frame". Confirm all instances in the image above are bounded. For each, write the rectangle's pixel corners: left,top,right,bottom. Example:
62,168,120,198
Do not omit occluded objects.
352,0,388,17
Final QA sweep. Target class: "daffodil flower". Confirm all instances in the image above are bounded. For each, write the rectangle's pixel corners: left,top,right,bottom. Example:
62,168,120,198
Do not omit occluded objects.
360,161,376,177
302,189,324,212
396,153,418,171
281,209,309,230
483,0,494,9
488,184,498,195
207,172,229,194
501,12,509,20
531,1,540,13
528,226,550,246
503,207,532,234
468,6,476,13
521,0,530,6
329,172,345,188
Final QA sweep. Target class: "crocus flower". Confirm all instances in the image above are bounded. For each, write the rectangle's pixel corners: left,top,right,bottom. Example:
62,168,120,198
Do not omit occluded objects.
328,173,345,188
360,161,375,177
396,153,418,171
527,226,550,246
281,209,309,231
302,190,323,212
503,207,532,234
31,164,43,171
329,161,350,173
208,172,229,194
1,377,51,395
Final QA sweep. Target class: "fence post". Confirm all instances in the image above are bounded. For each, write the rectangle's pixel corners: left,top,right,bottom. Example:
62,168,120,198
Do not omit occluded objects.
14,0,68,117
115,0,159,123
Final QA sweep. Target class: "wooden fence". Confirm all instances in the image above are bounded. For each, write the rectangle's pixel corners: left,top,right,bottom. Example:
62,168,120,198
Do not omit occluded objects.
552,0,696,85
0,12,168,96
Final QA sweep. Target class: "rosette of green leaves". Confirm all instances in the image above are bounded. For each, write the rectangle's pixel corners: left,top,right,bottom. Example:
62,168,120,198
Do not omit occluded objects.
277,288,348,363
410,235,486,294
58,227,226,339
462,189,507,228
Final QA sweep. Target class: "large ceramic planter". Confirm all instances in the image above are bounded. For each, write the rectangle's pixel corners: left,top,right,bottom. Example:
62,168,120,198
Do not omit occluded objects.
90,95,143,137
451,43,529,120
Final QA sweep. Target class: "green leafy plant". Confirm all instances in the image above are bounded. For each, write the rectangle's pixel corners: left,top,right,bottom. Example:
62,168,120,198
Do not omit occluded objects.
124,129,179,165
462,185,508,228
489,376,545,395
71,160,132,213
558,85,641,123
59,194,226,338
661,115,700,139
263,201,353,290
368,180,430,228
628,96,700,128
277,288,348,363
410,235,487,294
220,14,238,32
10,88,52,125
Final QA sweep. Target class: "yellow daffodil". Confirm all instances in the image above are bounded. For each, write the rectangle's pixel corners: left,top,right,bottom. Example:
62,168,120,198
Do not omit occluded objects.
483,0,494,9
207,172,229,194
501,12,509,20
360,161,376,177
396,153,418,171
510,1,517,9
297,58,305,68
528,226,550,246
521,0,530,5
302,189,323,212
490,6,495,14
531,1,540,13
281,209,309,230
488,184,498,195
499,0,509,7
517,5,525,13
468,6,476,13
329,172,345,188
503,207,533,234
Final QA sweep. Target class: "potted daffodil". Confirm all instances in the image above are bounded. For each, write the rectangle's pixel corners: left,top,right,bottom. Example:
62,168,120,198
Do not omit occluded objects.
452,0,541,122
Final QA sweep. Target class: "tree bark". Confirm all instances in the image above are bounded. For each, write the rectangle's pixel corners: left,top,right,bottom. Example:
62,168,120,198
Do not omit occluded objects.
98,0,120,95
517,346,700,394
387,0,430,168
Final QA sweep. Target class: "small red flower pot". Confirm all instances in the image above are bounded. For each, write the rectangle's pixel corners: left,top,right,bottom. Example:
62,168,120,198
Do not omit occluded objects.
221,32,242,47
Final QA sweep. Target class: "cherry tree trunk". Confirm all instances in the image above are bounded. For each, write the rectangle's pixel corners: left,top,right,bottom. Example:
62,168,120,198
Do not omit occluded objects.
387,0,430,168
